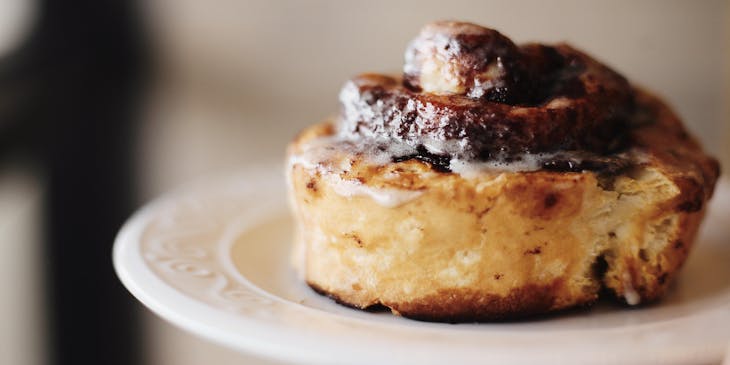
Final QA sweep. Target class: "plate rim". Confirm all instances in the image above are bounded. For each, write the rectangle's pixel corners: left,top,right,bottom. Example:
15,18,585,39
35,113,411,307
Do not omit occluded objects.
113,168,730,365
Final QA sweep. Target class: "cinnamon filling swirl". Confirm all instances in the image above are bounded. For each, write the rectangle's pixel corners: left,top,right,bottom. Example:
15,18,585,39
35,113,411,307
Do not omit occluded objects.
335,21,638,173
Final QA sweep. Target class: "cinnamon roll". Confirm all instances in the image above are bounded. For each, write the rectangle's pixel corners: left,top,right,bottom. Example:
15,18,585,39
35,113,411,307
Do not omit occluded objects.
286,21,720,322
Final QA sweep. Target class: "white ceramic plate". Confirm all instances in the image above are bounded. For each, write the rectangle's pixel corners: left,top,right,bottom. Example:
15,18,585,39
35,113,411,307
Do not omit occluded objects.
114,166,730,365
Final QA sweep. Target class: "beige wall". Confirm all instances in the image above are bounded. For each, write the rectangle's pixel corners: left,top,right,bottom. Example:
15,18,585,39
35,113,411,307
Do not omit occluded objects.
138,1,729,364
142,0,729,191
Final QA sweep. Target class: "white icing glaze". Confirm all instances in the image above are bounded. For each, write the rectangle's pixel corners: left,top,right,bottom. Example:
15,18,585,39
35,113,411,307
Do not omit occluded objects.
290,136,424,208
289,135,418,174
403,21,500,96
327,174,422,208
338,78,475,160
289,134,636,178
288,136,358,173
290,134,641,207
622,272,641,306
448,152,554,179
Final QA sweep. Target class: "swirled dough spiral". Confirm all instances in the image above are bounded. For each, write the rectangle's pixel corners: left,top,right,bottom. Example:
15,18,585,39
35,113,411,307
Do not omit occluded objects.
286,21,720,322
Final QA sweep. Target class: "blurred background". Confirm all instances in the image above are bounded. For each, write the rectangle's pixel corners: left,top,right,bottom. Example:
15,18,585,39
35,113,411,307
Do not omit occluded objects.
0,0,728,364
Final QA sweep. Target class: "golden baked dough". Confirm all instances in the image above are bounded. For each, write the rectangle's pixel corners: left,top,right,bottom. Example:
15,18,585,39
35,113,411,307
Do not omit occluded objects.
286,22,719,322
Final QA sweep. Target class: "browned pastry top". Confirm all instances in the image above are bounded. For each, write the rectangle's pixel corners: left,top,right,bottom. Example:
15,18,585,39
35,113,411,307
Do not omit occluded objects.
337,21,636,161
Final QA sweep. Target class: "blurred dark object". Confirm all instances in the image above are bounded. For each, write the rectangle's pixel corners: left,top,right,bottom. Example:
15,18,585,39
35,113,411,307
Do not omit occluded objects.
0,1,148,364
